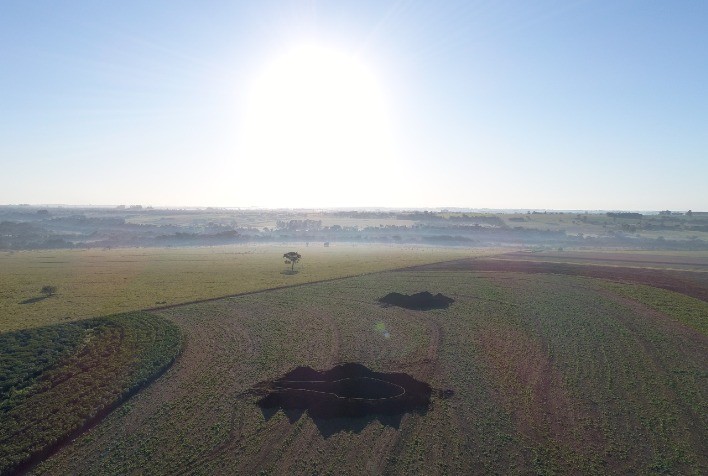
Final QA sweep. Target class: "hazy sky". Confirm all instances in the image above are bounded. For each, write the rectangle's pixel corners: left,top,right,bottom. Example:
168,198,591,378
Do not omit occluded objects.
1,1,706,210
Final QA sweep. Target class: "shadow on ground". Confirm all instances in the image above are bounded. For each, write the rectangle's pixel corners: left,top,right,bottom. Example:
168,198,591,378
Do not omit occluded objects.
19,295,52,305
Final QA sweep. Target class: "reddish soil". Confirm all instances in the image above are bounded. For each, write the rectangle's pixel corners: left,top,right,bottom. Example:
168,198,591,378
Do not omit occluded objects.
410,258,708,302
504,251,708,268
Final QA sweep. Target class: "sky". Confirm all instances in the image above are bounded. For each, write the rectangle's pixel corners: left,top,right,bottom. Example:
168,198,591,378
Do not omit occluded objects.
1,0,706,210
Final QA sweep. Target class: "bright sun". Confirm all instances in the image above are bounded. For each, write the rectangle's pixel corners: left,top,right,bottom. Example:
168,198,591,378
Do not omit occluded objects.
238,44,396,207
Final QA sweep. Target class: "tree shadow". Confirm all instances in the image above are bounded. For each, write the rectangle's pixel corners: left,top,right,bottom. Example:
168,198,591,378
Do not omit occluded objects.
19,295,52,305
280,270,300,275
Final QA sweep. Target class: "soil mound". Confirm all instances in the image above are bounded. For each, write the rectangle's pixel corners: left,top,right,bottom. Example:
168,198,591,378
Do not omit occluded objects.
257,363,431,419
378,291,454,310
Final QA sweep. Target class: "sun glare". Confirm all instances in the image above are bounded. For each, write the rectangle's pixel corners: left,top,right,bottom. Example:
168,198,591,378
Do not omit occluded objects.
238,44,396,207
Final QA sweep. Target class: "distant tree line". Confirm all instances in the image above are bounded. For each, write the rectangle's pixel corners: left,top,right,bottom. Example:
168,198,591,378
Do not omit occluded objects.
276,219,323,231
607,212,643,219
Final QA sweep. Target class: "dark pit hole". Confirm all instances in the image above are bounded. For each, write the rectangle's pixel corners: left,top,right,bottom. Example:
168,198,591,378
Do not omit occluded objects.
378,291,454,310
275,377,405,400
255,363,432,425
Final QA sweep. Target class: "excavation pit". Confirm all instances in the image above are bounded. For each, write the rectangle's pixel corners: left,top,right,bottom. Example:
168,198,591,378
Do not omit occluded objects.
256,363,431,420
378,291,454,310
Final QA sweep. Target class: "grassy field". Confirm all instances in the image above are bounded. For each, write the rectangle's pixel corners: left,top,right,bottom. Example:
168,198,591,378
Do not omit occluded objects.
31,262,707,475
0,244,485,333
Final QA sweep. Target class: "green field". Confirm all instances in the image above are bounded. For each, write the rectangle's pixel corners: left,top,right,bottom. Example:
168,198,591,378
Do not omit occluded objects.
0,244,482,333
29,265,707,475
0,312,181,474
600,281,708,334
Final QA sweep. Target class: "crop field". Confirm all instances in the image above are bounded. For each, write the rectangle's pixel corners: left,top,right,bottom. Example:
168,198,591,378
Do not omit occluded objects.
30,253,707,475
0,312,181,474
413,253,708,302
0,244,480,333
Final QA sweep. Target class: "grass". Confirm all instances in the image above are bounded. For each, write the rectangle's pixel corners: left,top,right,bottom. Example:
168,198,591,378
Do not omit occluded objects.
0,311,181,474
32,269,707,475
0,244,485,333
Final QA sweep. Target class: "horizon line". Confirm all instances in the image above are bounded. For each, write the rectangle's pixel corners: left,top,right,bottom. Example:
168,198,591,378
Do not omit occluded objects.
0,204,700,214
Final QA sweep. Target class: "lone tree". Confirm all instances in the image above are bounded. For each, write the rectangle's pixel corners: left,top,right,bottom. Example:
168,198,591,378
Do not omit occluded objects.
283,251,302,271
40,285,57,296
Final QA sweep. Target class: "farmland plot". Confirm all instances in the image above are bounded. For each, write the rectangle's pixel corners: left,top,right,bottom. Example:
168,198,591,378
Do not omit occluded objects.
0,244,478,333
0,312,181,474
32,265,707,475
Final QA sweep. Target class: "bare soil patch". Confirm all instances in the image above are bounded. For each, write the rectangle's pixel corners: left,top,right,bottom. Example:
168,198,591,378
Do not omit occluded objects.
504,251,708,269
378,291,454,310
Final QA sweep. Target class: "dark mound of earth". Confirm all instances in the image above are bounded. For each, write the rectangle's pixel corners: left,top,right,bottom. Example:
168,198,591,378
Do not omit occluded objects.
257,363,431,419
378,291,454,310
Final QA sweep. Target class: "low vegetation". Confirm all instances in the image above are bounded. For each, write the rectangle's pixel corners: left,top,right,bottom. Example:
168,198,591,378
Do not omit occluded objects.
0,312,181,474
0,244,479,333
31,256,707,475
